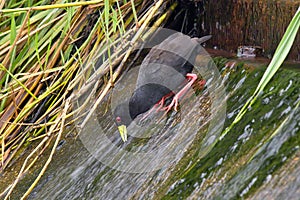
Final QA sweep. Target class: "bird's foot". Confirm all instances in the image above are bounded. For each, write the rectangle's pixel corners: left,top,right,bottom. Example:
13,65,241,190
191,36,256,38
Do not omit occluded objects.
159,96,179,121
192,79,206,91
155,92,174,112
162,73,198,114
163,94,180,113
198,79,206,87
144,74,199,121
140,92,174,121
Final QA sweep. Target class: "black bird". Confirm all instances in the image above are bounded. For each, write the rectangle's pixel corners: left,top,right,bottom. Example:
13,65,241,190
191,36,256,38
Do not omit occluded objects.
114,33,211,141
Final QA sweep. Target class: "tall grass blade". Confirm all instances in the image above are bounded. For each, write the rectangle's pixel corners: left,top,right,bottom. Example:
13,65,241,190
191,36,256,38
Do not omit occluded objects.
0,64,37,100
130,0,138,25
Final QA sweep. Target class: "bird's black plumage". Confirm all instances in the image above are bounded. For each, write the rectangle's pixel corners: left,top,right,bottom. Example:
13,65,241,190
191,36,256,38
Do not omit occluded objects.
114,33,211,140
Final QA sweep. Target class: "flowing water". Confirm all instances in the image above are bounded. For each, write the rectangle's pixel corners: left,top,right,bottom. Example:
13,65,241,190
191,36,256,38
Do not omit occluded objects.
1,0,300,199
4,57,298,199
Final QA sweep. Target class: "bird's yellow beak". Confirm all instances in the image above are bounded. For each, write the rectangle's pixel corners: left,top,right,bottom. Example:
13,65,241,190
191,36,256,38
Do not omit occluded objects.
118,125,127,142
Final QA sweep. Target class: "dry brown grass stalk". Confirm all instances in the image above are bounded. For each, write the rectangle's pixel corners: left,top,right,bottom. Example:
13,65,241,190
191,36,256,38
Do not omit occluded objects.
0,0,176,198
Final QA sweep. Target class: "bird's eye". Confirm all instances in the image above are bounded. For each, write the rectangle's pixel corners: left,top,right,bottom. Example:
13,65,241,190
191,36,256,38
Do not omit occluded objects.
116,116,121,122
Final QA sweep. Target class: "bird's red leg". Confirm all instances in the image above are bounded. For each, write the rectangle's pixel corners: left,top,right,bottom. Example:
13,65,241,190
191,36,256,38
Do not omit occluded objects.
140,92,174,120
155,92,174,111
163,73,197,112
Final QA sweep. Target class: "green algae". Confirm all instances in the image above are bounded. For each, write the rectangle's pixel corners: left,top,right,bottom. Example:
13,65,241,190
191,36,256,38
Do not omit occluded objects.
162,60,300,199
3,58,300,200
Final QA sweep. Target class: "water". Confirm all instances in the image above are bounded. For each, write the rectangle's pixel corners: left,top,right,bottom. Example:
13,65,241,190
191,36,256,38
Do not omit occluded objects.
2,58,300,199
198,0,300,60
163,60,300,199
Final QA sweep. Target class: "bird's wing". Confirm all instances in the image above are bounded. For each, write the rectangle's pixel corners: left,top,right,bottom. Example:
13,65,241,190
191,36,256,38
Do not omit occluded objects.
136,49,187,92
136,33,211,92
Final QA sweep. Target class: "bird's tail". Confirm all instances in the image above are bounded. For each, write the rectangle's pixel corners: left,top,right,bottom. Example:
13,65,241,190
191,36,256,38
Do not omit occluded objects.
193,35,212,44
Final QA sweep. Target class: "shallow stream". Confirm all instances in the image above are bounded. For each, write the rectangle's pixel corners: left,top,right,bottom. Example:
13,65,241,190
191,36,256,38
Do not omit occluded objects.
11,57,300,199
